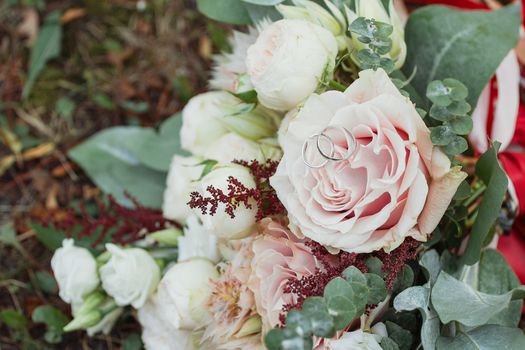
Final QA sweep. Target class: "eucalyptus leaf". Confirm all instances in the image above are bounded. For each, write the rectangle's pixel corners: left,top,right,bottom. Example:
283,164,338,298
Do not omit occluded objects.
431,271,525,327
385,321,413,350
435,325,525,350
365,273,387,305
461,143,508,265
380,337,400,350
197,0,252,25
392,265,414,293
420,249,441,286
301,297,335,338
478,249,522,327
394,286,440,350
68,127,167,208
22,11,63,99
446,116,473,136
430,126,455,146
443,135,468,156
404,4,521,108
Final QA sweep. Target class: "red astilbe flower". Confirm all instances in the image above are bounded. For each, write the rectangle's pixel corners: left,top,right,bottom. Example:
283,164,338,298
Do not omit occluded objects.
279,238,420,324
46,193,180,248
187,159,286,221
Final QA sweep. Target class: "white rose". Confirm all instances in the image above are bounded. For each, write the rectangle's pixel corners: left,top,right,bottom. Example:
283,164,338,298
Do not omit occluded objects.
51,239,99,304
328,329,384,350
100,244,160,309
195,164,257,240
181,91,239,156
246,19,338,111
163,155,205,224
204,133,281,164
155,259,219,330
178,215,220,263
138,295,198,350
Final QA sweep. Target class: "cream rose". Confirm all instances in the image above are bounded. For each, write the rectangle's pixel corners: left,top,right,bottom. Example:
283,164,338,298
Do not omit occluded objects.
51,239,99,304
99,244,160,309
246,19,338,111
180,91,238,156
271,68,467,254
156,258,219,331
163,155,205,224
195,164,258,240
204,133,280,164
248,218,322,331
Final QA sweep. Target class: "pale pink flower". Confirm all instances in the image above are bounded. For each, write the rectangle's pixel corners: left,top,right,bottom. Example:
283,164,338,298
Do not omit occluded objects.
248,218,322,331
204,238,263,350
271,68,467,254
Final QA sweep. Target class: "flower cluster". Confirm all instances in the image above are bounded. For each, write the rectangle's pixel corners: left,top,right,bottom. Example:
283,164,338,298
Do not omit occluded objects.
51,0,525,349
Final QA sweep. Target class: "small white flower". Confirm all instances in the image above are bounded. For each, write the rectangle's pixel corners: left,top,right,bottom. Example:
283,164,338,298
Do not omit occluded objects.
155,258,219,331
204,133,281,164
100,244,160,309
210,28,259,93
180,91,239,156
163,155,206,224
179,215,221,263
246,19,338,111
51,239,99,304
195,164,257,240
328,329,384,350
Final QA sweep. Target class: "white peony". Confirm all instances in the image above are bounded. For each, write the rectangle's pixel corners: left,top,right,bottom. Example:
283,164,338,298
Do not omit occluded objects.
178,215,221,263
99,244,160,309
195,164,258,240
246,19,338,111
51,239,99,304
180,91,239,156
138,295,198,350
163,155,206,224
154,258,219,331
204,133,281,164
328,329,384,350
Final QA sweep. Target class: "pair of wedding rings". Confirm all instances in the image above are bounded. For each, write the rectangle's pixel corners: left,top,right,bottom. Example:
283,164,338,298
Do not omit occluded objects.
301,125,357,169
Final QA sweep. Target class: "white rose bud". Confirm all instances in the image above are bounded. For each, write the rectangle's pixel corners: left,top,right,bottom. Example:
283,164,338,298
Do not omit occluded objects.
346,0,406,69
178,215,220,263
156,259,219,330
180,91,239,156
51,239,99,304
100,244,160,309
246,19,338,111
163,155,206,224
195,164,257,240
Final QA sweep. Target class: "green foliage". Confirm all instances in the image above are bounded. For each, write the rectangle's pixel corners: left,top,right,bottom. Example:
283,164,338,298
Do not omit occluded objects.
385,321,413,350
22,11,63,99
436,325,525,350
122,333,143,350
0,309,27,330
32,305,69,344
265,267,384,350
460,143,509,265
349,17,395,73
197,0,283,25
380,337,400,350
403,4,521,108
32,271,58,294
68,114,186,208
426,78,472,156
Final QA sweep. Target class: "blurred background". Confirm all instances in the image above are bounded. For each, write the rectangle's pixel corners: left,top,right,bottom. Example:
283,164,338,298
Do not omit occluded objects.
0,0,230,348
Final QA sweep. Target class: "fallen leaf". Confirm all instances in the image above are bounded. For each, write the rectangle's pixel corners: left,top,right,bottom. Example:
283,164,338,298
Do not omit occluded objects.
60,8,86,24
21,143,55,161
0,155,15,177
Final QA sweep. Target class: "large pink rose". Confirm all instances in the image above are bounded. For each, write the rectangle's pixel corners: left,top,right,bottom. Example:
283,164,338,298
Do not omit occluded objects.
248,218,322,331
271,68,467,253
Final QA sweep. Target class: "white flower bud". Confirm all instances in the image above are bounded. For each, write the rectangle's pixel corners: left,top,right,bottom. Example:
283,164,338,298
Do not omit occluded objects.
51,239,99,304
100,244,160,309
178,215,220,263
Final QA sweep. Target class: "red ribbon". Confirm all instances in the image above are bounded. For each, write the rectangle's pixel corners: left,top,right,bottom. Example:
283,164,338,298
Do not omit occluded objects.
405,0,488,9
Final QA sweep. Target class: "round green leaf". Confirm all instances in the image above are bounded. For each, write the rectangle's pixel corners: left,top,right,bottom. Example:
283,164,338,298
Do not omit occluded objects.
286,310,312,336
326,296,357,330
197,0,251,25
444,136,468,156
447,100,471,116
342,266,367,285
393,265,415,293
443,78,469,101
430,125,456,146
446,116,473,135
324,277,354,300
302,297,335,338
366,257,384,276
426,80,452,107
265,328,286,350
365,273,388,305
430,104,454,121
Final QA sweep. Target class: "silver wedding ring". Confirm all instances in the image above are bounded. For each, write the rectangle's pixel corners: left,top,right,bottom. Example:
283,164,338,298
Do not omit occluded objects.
302,125,357,168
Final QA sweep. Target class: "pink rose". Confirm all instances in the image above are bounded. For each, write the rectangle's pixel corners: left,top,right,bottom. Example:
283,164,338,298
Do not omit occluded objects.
271,68,467,254
248,218,322,331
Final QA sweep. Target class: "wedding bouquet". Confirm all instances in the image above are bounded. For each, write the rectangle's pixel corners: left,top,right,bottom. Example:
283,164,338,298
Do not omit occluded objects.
46,0,525,349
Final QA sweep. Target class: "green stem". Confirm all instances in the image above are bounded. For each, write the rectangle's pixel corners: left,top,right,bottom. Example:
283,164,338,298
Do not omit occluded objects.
463,184,487,207
328,80,346,92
